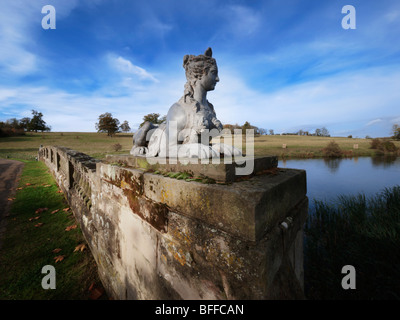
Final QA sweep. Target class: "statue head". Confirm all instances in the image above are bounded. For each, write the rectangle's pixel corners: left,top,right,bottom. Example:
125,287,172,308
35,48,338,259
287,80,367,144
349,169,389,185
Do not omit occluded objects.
182,47,219,103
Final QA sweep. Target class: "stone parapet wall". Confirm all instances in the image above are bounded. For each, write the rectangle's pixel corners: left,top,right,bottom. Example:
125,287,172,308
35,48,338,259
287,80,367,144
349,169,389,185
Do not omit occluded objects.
39,146,307,300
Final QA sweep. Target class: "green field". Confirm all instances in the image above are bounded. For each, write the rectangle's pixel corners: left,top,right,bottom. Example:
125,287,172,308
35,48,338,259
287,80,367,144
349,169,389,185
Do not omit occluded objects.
0,132,133,160
249,135,393,158
1,132,399,161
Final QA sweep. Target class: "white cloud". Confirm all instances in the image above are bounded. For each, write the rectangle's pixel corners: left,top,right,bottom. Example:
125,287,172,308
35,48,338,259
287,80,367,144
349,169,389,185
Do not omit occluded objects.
366,119,383,127
0,70,183,132
139,16,173,38
227,5,261,36
211,64,400,137
111,55,159,83
0,88,18,101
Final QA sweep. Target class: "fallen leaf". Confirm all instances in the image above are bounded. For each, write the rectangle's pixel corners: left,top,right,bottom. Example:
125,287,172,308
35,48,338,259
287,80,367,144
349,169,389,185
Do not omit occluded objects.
65,224,77,231
63,208,70,212
52,248,62,253
51,209,59,214
88,282,95,292
34,222,43,227
35,208,48,214
16,187,23,190
89,287,104,300
7,198,15,201
57,190,63,193
25,183,31,186
54,255,65,263
74,243,86,252
43,184,51,187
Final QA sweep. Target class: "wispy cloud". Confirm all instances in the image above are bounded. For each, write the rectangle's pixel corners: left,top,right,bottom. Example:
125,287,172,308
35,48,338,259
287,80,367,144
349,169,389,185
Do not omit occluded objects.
226,5,261,37
112,56,159,83
366,119,383,127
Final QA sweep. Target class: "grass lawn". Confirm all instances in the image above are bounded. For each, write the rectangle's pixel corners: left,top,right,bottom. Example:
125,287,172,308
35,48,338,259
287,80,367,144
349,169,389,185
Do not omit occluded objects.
0,160,105,299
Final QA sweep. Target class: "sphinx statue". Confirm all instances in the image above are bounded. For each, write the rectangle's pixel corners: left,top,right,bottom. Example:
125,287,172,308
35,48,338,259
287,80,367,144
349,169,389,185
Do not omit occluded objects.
130,48,241,159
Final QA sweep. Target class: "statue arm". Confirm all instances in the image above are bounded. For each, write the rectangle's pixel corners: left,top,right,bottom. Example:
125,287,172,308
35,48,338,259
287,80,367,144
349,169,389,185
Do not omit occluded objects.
207,101,223,131
212,118,223,131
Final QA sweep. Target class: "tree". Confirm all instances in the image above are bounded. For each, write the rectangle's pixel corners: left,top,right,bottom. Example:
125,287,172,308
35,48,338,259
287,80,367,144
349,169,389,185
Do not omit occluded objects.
139,113,166,128
223,123,242,134
321,127,330,137
28,110,50,132
269,129,274,135
241,121,259,135
392,124,400,140
96,112,120,137
314,127,330,137
19,117,31,131
120,120,131,133
259,128,267,135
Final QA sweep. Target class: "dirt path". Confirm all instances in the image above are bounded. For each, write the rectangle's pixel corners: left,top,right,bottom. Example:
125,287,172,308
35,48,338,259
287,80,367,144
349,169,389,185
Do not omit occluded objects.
0,159,24,249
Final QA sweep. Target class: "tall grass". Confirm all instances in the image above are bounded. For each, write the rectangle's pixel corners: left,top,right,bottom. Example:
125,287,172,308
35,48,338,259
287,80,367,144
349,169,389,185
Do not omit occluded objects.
304,185,400,300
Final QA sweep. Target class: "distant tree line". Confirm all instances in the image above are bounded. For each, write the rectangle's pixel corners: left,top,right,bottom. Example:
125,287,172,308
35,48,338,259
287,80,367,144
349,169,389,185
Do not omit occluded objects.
223,123,331,137
98,112,338,140
223,122,268,135
279,127,330,137
0,110,50,137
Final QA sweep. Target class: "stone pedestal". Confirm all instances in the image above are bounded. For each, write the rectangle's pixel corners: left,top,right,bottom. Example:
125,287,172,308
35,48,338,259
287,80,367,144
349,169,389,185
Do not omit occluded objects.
39,147,308,299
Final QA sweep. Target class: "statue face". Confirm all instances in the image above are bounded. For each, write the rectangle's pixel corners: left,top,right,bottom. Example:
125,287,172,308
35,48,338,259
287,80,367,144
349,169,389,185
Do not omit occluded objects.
200,66,219,91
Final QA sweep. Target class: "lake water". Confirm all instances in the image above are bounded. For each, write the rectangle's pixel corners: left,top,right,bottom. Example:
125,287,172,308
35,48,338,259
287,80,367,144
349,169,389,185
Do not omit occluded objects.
280,157,400,209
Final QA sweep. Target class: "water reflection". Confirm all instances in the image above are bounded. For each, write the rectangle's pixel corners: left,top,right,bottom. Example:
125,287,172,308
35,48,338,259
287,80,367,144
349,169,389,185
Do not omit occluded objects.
371,156,398,168
280,156,400,206
323,158,342,173
322,156,398,172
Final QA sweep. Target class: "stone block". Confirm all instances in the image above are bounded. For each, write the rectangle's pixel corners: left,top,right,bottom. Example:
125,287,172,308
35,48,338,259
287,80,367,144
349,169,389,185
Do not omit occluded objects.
143,167,306,241
105,154,278,183
40,145,308,300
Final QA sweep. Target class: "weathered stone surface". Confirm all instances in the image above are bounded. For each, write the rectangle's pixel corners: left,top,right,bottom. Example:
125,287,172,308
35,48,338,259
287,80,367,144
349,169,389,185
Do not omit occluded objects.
39,145,308,300
105,154,278,183
143,167,306,241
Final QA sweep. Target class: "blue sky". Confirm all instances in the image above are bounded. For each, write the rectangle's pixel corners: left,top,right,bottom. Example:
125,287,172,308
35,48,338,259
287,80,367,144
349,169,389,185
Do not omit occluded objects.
1,0,400,137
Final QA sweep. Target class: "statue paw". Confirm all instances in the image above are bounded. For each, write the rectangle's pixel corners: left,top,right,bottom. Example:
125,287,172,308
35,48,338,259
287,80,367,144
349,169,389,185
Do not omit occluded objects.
178,144,219,159
211,143,242,157
130,146,148,156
